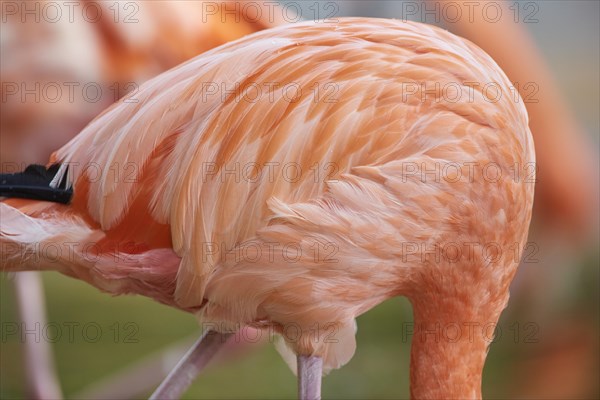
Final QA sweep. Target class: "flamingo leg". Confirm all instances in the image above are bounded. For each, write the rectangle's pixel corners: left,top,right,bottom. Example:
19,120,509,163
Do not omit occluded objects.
297,355,323,400
149,330,233,400
15,272,63,400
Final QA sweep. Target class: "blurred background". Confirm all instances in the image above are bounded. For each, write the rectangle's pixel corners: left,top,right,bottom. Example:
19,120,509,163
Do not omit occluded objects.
1,1,598,399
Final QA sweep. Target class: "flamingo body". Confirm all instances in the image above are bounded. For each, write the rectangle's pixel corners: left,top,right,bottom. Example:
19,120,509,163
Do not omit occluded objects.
1,18,535,398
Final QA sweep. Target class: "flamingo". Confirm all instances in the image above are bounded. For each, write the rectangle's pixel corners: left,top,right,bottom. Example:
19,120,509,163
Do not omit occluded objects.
0,17,535,399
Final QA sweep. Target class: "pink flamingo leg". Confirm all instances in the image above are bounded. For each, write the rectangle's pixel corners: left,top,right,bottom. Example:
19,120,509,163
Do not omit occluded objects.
297,355,323,400
149,330,233,400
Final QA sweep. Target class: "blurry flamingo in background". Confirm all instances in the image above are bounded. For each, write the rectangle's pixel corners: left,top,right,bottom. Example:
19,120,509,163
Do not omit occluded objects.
1,0,284,172
2,17,535,399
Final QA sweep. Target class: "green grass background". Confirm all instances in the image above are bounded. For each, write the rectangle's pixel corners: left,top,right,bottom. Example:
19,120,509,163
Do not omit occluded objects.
1,248,597,399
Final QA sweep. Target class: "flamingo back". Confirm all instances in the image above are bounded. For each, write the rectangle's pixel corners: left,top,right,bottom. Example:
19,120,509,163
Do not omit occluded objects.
6,18,535,372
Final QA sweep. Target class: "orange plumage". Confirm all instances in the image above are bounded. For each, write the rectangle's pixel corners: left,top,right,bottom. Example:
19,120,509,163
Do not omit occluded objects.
1,18,535,398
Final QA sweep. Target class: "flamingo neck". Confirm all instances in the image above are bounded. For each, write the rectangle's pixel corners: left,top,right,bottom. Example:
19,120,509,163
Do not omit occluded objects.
407,295,504,400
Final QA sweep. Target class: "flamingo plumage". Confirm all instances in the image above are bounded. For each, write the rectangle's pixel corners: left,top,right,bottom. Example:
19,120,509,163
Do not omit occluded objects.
1,18,535,399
